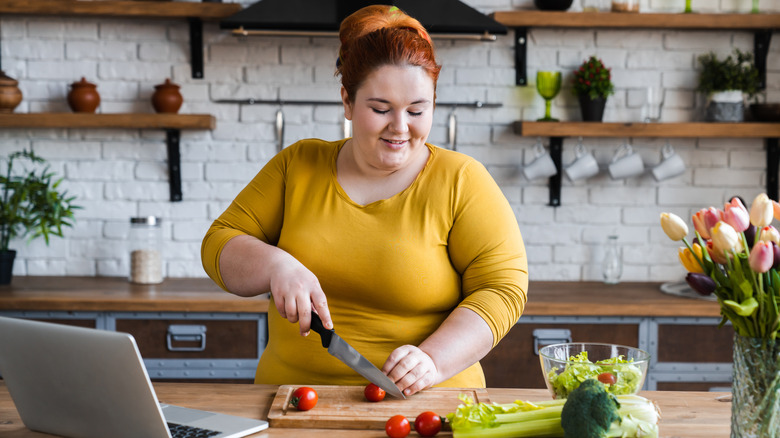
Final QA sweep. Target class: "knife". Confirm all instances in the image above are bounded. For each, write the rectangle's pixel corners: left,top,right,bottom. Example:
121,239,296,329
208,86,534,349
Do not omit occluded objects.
310,312,405,399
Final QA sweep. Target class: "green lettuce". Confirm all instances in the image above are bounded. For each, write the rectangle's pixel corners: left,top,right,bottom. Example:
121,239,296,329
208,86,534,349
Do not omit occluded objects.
547,352,644,399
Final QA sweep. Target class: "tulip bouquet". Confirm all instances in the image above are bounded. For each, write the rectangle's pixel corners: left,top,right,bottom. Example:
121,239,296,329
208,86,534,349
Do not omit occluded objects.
660,194,780,341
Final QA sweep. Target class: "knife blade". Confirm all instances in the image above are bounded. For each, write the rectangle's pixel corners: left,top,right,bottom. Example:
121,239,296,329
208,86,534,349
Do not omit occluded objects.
310,313,405,399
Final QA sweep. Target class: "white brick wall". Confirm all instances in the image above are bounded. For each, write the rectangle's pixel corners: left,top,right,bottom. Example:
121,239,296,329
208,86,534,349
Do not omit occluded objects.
1,0,779,283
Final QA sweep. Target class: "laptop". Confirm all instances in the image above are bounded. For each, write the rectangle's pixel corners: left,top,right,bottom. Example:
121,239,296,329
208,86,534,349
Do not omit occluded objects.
0,316,268,438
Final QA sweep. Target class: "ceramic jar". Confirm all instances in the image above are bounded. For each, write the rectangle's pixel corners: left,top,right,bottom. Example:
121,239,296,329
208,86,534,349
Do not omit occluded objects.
151,79,183,114
67,77,100,113
0,71,23,113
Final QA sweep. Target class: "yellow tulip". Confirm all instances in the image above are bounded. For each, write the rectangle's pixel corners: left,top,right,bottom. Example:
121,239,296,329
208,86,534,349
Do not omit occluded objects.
678,244,704,273
711,221,740,254
750,193,773,229
759,225,780,245
660,212,688,241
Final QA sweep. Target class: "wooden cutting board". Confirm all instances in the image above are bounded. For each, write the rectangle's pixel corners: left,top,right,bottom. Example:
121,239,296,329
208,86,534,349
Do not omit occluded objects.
267,385,490,430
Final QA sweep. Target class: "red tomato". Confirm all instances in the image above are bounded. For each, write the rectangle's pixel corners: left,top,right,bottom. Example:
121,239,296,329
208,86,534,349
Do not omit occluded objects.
414,411,442,437
289,386,318,411
364,383,386,402
385,414,410,438
598,372,617,385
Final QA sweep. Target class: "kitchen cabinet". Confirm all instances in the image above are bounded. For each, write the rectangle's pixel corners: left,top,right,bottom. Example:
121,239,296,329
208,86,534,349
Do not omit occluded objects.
0,113,216,202
0,0,242,79
480,314,735,392
1,277,733,389
0,276,268,382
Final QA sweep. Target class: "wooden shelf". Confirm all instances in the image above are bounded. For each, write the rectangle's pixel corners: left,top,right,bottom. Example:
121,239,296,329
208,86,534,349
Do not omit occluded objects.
0,113,215,130
0,112,215,202
512,121,780,207
514,121,780,138
0,0,241,19
491,11,780,29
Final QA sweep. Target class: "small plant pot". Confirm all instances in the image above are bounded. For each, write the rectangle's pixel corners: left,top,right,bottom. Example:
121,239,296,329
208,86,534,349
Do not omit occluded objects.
705,91,744,122
0,250,17,285
578,95,607,122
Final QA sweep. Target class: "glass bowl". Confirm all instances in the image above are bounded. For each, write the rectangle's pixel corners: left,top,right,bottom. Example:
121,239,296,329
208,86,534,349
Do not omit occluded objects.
538,342,650,399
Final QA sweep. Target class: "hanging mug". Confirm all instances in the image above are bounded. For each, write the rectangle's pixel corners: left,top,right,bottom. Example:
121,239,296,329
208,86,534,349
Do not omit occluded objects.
565,139,599,181
523,139,558,180
651,142,685,181
608,144,644,179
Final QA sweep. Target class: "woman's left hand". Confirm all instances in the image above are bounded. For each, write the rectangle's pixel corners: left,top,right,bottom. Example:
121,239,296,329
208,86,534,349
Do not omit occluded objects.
382,345,439,397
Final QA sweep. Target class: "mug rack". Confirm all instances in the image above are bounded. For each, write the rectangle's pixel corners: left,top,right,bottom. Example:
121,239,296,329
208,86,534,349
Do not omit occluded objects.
514,121,780,206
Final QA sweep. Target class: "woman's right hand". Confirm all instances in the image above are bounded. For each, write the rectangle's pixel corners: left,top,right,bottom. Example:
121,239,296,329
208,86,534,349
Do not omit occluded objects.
268,253,333,336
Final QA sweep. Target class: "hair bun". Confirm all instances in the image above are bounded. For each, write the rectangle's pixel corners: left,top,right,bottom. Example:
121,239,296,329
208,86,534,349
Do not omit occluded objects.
339,5,432,48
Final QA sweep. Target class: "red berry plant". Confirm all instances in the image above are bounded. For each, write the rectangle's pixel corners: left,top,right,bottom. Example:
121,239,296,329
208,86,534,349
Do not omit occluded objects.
571,56,615,101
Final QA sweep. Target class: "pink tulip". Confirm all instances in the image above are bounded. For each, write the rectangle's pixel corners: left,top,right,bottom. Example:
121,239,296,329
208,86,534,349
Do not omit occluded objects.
749,241,774,273
723,197,750,232
692,207,721,240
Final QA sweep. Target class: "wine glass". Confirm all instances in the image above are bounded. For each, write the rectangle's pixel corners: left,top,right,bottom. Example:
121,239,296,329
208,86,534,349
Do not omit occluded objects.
536,71,562,122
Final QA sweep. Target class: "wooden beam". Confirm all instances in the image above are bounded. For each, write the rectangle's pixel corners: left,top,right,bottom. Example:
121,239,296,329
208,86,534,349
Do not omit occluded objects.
492,11,780,30
514,121,780,138
0,0,241,20
0,113,216,130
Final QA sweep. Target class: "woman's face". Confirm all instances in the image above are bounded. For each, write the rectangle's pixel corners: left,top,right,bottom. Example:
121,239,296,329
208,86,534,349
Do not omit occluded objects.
341,64,434,173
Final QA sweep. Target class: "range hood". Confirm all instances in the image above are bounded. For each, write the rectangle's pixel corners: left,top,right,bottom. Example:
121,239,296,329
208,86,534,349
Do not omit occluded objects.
221,0,507,41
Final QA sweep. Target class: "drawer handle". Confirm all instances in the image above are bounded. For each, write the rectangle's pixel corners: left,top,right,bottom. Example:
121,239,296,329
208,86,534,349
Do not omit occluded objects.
533,329,572,355
166,324,207,352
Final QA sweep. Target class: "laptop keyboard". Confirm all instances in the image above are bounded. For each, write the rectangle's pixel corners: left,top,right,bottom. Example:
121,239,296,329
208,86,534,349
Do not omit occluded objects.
167,422,221,438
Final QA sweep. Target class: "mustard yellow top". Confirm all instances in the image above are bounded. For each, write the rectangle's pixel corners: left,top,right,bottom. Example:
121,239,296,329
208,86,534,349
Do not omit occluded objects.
201,138,528,388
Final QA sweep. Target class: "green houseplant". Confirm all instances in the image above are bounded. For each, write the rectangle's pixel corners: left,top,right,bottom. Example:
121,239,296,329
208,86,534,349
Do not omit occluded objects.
571,56,615,122
0,149,80,284
697,49,761,122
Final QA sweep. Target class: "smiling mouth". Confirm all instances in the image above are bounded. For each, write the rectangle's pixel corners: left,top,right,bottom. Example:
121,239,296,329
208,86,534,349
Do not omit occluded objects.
383,138,408,146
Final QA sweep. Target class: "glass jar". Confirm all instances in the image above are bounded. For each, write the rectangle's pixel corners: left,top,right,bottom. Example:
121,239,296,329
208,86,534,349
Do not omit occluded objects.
611,0,639,12
129,216,162,284
602,235,623,284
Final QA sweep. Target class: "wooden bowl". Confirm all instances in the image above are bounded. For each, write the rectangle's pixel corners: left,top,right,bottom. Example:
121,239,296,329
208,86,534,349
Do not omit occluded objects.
750,103,780,122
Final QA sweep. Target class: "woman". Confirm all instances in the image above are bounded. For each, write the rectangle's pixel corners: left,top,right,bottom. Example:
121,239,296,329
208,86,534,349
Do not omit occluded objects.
201,5,527,397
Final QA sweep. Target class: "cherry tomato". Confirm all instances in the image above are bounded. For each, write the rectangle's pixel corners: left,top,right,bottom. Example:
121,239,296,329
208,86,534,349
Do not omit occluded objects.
364,383,386,402
414,411,442,437
385,414,410,438
598,372,617,385
289,386,318,411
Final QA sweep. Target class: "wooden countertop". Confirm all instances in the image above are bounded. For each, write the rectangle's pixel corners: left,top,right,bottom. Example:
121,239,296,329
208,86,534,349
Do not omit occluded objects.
0,382,730,437
0,276,721,317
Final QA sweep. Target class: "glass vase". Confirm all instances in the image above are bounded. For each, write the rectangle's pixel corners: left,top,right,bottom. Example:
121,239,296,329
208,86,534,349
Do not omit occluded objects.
730,334,780,437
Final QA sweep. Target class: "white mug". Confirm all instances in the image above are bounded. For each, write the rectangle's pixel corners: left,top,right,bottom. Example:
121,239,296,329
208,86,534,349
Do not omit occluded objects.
523,141,557,180
565,142,599,181
652,142,685,181
608,144,644,179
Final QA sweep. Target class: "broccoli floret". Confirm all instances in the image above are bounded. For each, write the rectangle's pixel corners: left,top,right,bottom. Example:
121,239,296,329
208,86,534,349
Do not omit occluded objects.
560,378,622,438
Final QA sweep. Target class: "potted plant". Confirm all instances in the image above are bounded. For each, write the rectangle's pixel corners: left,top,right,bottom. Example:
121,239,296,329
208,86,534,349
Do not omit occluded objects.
697,49,760,122
0,150,80,284
571,56,615,122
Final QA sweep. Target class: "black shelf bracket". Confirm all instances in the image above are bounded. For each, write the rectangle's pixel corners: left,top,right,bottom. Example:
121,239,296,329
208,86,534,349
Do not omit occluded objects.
767,138,780,201
166,129,183,202
188,17,204,79
754,29,773,90
514,27,528,86
548,137,564,207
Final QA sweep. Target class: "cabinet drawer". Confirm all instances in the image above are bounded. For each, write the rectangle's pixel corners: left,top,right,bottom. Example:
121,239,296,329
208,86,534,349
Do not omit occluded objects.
481,322,640,389
657,324,733,363
656,381,731,391
115,319,259,359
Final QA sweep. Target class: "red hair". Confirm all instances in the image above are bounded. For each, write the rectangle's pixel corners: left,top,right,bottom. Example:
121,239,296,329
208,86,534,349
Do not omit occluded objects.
336,5,441,102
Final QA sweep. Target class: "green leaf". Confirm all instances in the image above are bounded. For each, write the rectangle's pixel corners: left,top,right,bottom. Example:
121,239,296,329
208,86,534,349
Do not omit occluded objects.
723,297,759,317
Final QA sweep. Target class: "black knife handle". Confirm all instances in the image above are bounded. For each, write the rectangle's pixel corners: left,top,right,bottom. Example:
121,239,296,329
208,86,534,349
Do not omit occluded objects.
310,312,333,349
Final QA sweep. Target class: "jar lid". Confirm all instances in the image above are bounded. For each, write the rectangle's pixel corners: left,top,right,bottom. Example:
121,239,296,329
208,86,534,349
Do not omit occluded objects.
130,216,161,226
